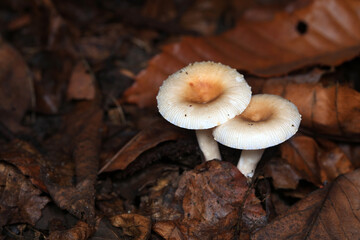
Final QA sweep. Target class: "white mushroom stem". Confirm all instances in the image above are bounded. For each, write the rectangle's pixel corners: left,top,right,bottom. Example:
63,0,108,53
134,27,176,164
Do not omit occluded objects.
196,129,222,161
237,149,265,178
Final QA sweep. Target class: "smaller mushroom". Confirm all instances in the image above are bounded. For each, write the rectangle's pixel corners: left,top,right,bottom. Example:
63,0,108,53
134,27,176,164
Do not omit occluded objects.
157,61,252,161
213,94,301,178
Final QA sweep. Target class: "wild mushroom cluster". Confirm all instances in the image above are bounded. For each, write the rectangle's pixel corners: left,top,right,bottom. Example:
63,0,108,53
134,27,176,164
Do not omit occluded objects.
157,61,301,178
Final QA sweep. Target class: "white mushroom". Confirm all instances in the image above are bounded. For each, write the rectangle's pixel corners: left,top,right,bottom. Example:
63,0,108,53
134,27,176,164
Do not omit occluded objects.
213,94,301,178
157,61,252,161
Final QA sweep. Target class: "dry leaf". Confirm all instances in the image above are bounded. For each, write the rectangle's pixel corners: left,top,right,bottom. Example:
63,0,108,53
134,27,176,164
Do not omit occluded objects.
99,120,184,173
0,139,47,192
0,162,49,227
153,160,266,239
0,41,33,132
42,101,103,225
264,135,354,189
248,75,360,138
110,214,151,240
253,168,360,239
49,220,95,240
124,0,360,107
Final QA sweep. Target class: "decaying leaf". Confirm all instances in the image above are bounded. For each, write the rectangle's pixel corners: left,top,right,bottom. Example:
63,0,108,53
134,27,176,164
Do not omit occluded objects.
0,139,47,192
248,75,360,138
49,220,95,240
0,40,33,132
110,214,151,240
153,160,266,239
0,162,49,227
253,168,360,239
42,101,103,225
99,119,184,173
265,135,354,189
124,0,360,107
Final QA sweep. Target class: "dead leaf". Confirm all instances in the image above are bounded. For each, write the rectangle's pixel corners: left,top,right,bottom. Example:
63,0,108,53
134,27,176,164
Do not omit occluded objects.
264,135,354,189
110,214,151,240
153,160,266,239
49,220,95,240
0,41,33,132
90,218,126,240
42,101,103,225
0,162,49,227
124,0,360,107
99,119,184,173
66,60,96,100
0,139,47,192
247,75,360,138
253,168,360,239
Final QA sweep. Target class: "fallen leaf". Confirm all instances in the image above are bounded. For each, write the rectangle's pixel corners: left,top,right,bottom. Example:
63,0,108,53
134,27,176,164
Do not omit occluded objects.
42,101,103,225
110,214,151,240
247,74,360,138
253,168,360,239
264,135,354,189
153,160,266,239
99,119,184,173
0,40,33,132
90,218,126,240
0,139,47,192
0,162,49,227
66,60,96,100
124,0,360,107
49,220,95,240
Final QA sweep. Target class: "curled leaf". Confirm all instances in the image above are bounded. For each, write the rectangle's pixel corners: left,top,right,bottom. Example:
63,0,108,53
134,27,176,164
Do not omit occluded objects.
0,162,49,227
99,120,184,173
110,214,151,240
153,160,266,239
264,135,354,189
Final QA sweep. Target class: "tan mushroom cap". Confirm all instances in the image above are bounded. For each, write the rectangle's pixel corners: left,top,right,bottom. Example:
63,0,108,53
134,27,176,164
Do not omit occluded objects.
157,61,252,129
213,94,301,149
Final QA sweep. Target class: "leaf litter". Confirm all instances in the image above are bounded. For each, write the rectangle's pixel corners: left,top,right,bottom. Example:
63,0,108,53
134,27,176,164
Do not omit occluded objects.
0,0,359,239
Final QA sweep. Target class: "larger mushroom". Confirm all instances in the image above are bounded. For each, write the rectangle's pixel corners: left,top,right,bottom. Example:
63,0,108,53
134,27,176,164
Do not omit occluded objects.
157,61,252,161
213,94,301,178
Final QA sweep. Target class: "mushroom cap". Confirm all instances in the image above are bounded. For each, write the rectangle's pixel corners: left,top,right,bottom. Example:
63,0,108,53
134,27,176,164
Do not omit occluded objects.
157,61,252,130
213,94,301,150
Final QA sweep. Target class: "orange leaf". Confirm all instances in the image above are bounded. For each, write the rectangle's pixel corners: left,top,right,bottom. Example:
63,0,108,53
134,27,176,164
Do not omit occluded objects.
124,0,360,108
248,75,360,138
264,135,354,189
99,120,184,173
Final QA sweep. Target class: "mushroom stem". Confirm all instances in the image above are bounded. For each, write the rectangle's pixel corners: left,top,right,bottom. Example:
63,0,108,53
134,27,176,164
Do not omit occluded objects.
237,149,265,178
196,129,222,161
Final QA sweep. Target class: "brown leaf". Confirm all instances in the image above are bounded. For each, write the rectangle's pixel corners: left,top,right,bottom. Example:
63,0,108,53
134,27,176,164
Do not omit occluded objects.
264,135,354,189
0,162,49,227
252,168,360,239
110,214,151,240
0,139,47,192
99,120,184,173
49,220,95,240
124,0,360,107
0,41,33,132
66,61,96,100
42,101,103,225
248,74,360,138
153,160,266,239
90,218,126,240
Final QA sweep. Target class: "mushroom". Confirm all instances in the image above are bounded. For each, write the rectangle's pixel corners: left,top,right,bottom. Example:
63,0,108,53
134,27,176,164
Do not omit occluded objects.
157,61,252,161
213,94,301,178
